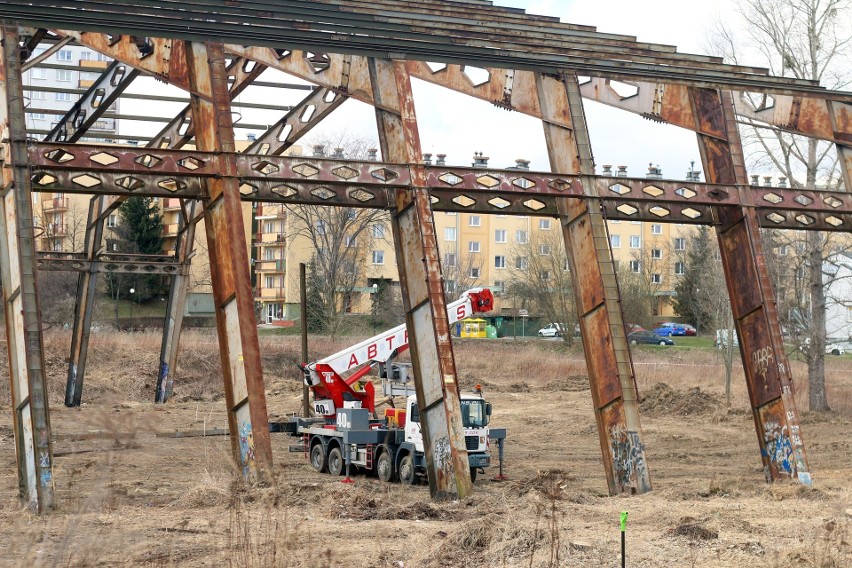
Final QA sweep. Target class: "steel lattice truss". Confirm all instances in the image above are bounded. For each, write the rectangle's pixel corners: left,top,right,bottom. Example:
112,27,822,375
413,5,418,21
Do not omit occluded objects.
0,0,849,512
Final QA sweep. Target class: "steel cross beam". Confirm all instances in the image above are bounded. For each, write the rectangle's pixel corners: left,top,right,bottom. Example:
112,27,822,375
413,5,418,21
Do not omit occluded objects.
370,57,472,499
694,87,811,485
0,25,55,513
26,144,852,230
538,71,650,495
44,59,140,143
185,40,272,478
35,253,181,274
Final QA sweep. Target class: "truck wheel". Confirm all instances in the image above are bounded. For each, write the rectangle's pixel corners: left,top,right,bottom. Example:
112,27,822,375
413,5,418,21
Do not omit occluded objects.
377,451,395,482
310,443,327,473
399,454,415,485
327,446,344,476
470,467,478,483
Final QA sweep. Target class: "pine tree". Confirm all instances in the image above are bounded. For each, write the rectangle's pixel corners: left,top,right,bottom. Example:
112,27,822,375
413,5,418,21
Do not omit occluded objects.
108,196,165,301
673,226,714,332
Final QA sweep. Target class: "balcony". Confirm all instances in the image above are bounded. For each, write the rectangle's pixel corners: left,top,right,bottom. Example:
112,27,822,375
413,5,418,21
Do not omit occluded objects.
47,223,66,236
258,232,286,245
79,79,95,89
258,287,286,301
255,259,285,273
41,197,69,213
79,59,108,69
162,223,179,236
163,198,182,211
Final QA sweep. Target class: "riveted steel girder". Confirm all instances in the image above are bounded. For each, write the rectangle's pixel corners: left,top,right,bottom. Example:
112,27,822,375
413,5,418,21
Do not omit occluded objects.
44,59,140,143
538,71,650,495
693,87,811,486
36,254,181,274
370,57,472,499
0,25,56,513
185,40,272,478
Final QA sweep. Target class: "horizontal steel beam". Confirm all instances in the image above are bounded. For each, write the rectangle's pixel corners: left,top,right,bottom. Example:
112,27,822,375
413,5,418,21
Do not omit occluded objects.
36,252,181,274
4,2,849,99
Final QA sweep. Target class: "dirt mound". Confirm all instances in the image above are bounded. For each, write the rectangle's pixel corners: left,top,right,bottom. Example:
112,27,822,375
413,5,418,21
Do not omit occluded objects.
332,493,460,521
544,375,589,392
640,382,721,416
669,517,719,541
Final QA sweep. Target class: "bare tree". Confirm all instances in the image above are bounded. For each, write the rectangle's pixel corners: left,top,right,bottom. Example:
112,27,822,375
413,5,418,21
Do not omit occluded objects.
615,247,666,329
441,250,485,302
287,133,387,337
509,227,577,343
707,0,851,411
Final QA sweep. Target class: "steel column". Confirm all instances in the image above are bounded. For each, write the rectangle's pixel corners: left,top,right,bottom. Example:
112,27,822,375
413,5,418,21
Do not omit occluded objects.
65,196,108,406
156,199,200,403
0,25,55,512
369,57,472,499
537,71,650,495
185,40,271,477
693,87,811,485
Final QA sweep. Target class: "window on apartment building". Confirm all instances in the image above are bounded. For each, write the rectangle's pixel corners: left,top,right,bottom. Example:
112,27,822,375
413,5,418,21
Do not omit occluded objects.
516,230,528,244
31,113,45,120
315,220,326,234
81,51,91,61
779,245,789,256
30,68,47,80
345,236,357,248
445,253,457,267
372,250,384,265
539,219,551,230
446,212,456,216
631,220,641,224
493,281,505,293
714,249,721,261
629,260,640,273
515,256,528,270
58,50,73,62
629,235,641,248
265,275,276,289
106,214,117,228
30,90,46,100
539,270,551,281
610,220,621,224
610,235,621,248
96,52,110,62
470,267,480,278
445,280,456,294
264,248,276,260
469,215,481,227
651,224,662,234
675,261,685,275
56,69,72,82
372,223,385,238
494,255,506,269
345,208,357,220
564,258,571,271
468,241,480,253
651,273,662,284
495,229,507,243
652,248,662,260
264,221,275,233
847,306,852,323
445,227,457,241
55,92,72,102
674,237,686,251
538,244,551,255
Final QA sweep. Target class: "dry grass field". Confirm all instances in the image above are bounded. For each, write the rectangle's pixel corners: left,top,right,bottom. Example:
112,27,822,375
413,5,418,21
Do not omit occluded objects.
0,330,850,567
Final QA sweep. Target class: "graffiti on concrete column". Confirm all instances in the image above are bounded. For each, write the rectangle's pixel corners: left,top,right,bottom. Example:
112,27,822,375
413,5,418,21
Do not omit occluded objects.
610,426,646,490
762,420,794,481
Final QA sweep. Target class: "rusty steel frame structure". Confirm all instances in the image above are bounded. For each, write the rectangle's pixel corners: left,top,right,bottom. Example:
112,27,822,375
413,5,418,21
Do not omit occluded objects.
0,1,850,512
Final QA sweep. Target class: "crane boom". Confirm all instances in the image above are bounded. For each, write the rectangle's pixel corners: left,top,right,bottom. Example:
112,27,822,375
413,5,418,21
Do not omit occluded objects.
302,288,494,418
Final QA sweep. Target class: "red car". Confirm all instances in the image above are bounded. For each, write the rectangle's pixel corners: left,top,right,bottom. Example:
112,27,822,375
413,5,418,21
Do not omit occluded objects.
683,324,697,336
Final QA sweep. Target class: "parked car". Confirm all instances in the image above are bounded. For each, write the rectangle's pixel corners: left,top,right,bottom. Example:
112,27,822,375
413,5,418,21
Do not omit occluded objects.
714,329,739,349
653,323,687,337
628,330,674,346
683,324,697,336
538,323,566,338
826,344,845,356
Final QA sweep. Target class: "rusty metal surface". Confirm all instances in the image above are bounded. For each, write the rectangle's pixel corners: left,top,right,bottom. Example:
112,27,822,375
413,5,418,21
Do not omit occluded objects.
7,1,851,98
0,25,55,513
186,40,272,477
541,71,649,496
371,57,471,499
696,88,811,486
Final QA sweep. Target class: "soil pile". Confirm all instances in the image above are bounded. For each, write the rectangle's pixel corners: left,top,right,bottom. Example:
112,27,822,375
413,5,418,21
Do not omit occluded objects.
639,382,722,416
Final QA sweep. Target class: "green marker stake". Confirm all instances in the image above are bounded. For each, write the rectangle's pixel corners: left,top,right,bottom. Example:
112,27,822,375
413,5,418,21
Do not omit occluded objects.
620,511,628,568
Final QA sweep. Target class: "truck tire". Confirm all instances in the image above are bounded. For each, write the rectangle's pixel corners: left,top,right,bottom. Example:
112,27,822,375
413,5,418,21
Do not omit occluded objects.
377,450,395,482
310,442,327,473
470,467,478,483
327,446,344,476
399,454,415,485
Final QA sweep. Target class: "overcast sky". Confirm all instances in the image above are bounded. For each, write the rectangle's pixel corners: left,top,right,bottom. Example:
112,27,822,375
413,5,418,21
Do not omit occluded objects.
121,0,754,181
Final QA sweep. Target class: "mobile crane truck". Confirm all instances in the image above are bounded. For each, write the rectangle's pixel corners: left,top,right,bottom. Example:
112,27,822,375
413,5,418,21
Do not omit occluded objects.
277,288,507,484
